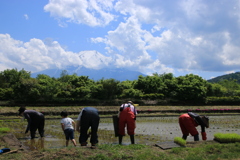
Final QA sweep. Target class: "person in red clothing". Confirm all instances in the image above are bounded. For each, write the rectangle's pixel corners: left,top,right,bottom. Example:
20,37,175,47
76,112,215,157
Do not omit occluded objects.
118,101,137,144
179,112,209,141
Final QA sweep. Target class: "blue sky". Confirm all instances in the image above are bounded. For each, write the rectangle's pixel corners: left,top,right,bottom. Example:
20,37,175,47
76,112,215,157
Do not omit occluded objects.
1,0,240,80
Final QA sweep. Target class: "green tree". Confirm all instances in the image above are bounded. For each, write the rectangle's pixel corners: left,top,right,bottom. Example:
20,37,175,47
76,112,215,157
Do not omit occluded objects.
175,74,208,103
36,74,60,102
218,79,240,96
95,78,121,100
134,74,165,94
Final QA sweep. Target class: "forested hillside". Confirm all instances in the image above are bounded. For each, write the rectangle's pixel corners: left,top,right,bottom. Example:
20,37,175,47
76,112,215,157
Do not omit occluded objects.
1,69,240,106
208,72,240,83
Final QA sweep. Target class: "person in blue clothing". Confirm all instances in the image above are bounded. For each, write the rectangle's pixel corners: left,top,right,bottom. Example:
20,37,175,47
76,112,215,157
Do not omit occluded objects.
76,107,100,148
18,106,45,139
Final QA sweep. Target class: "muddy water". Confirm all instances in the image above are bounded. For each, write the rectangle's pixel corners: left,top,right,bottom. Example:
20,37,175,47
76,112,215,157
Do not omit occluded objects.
3,115,240,150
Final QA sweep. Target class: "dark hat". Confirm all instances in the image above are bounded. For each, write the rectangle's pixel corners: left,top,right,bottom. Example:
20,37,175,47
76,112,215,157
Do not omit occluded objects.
18,107,26,115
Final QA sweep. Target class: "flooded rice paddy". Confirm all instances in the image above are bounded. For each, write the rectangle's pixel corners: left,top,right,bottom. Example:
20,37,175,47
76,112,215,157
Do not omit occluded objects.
1,115,240,150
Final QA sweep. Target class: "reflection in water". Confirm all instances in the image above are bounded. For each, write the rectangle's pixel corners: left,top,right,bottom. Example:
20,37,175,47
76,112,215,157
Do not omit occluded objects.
3,115,240,150
28,138,44,150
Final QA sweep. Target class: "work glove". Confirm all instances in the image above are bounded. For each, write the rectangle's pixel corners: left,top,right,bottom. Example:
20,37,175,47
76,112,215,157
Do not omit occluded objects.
201,132,207,140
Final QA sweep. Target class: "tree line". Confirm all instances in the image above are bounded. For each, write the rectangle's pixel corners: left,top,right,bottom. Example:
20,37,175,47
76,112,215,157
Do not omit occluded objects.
0,68,240,106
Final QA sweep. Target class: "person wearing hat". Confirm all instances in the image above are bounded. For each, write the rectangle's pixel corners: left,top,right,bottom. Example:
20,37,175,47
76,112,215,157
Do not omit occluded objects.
118,101,137,144
18,106,45,139
179,112,209,141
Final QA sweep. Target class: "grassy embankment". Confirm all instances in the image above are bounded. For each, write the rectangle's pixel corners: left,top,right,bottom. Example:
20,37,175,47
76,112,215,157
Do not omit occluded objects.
1,142,240,160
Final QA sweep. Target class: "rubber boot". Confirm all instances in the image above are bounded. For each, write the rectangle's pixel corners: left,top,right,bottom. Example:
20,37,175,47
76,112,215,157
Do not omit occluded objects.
118,135,123,145
194,134,199,141
130,135,135,144
182,135,187,140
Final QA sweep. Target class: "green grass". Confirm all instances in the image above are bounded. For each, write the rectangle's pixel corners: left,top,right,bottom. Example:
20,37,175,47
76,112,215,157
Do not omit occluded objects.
174,137,186,146
2,143,240,160
214,133,240,143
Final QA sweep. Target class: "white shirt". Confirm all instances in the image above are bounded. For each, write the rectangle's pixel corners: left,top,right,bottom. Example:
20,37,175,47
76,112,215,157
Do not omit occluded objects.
60,117,74,130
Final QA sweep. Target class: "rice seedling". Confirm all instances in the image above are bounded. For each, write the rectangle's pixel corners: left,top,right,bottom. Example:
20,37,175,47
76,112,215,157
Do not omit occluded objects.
214,133,240,143
174,137,186,146
0,127,11,133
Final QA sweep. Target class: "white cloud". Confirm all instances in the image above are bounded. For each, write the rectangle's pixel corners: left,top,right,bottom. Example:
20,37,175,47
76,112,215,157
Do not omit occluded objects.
91,0,240,75
24,14,29,20
0,34,114,72
43,0,240,75
0,34,84,72
2,0,240,79
44,0,116,27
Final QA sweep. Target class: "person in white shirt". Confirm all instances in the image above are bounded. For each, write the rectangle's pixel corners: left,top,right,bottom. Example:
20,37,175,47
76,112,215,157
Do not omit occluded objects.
60,111,77,147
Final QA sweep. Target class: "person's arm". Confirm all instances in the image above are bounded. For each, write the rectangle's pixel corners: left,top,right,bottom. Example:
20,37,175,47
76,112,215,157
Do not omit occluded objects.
200,124,207,140
61,123,65,131
23,112,31,134
76,120,80,133
76,109,83,133
72,121,76,131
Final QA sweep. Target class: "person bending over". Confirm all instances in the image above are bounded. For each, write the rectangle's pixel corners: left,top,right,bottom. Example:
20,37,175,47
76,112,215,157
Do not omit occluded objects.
179,112,209,141
18,106,45,139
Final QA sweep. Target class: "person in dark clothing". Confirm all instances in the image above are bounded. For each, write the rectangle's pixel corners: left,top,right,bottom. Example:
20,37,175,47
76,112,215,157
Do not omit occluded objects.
179,112,209,141
76,107,100,148
18,107,45,139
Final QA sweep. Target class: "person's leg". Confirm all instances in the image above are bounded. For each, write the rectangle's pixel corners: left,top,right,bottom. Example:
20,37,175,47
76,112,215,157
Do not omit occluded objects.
64,129,71,147
182,135,188,140
118,135,123,145
179,116,190,140
126,120,135,135
130,135,134,144
38,116,45,138
90,115,100,146
118,118,126,144
71,139,77,146
80,114,90,146
68,129,77,146
30,124,38,139
66,140,69,147
194,134,199,141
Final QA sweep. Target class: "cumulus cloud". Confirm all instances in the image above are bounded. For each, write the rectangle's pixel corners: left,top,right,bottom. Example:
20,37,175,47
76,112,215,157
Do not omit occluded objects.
2,0,240,78
0,34,114,72
0,34,82,72
92,0,240,74
44,0,116,27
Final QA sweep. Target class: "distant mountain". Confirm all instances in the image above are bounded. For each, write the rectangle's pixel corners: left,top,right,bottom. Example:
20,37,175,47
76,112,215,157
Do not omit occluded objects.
31,50,146,81
207,72,240,83
31,66,146,81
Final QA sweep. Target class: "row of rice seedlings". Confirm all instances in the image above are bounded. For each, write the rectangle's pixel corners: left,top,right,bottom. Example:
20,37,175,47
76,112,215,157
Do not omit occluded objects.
0,127,11,133
214,133,240,143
